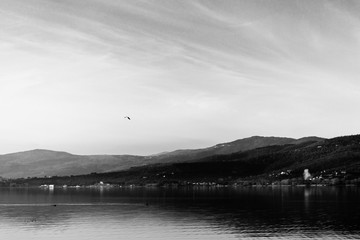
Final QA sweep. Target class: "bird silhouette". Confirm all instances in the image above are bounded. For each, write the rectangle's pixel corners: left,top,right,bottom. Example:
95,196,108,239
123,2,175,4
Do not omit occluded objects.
124,116,131,120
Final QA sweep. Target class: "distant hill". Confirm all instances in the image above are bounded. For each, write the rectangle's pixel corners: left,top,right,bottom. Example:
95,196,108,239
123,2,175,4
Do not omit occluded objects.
0,136,324,178
0,149,147,178
14,134,360,187
134,134,360,184
150,136,324,163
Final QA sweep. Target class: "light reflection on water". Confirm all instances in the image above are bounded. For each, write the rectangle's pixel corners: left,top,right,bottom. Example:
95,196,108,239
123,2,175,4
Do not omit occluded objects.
0,187,359,239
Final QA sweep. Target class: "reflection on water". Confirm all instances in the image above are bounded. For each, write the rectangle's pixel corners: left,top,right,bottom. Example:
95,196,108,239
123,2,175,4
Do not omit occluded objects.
0,187,359,239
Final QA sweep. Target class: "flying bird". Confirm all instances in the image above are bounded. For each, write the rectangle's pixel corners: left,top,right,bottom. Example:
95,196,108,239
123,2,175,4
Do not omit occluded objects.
124,116,131,120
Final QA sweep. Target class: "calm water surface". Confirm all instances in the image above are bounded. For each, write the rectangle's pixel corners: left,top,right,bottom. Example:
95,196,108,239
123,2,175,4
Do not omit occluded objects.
0,186,359,239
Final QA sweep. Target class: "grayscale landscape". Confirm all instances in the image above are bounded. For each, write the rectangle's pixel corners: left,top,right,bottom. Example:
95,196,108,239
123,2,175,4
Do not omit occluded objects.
1,0,360,239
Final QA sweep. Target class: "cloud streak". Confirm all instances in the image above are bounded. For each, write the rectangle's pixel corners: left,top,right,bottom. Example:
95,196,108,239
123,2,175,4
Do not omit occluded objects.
1,0,360,154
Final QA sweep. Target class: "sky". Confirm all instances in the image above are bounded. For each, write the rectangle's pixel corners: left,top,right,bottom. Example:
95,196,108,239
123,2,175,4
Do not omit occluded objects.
1,0,360,155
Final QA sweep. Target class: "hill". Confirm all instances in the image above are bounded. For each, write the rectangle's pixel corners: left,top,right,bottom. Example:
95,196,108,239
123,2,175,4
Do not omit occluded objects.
0,149,147,178
146,136,324,163
0,136,324,178
11,134,360,187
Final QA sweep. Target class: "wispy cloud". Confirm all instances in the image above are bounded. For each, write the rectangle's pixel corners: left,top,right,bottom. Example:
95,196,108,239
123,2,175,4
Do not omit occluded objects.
1,0,360,154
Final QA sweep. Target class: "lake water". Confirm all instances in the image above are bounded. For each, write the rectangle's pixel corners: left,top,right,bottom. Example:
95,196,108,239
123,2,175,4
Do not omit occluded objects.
0,186,359,240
